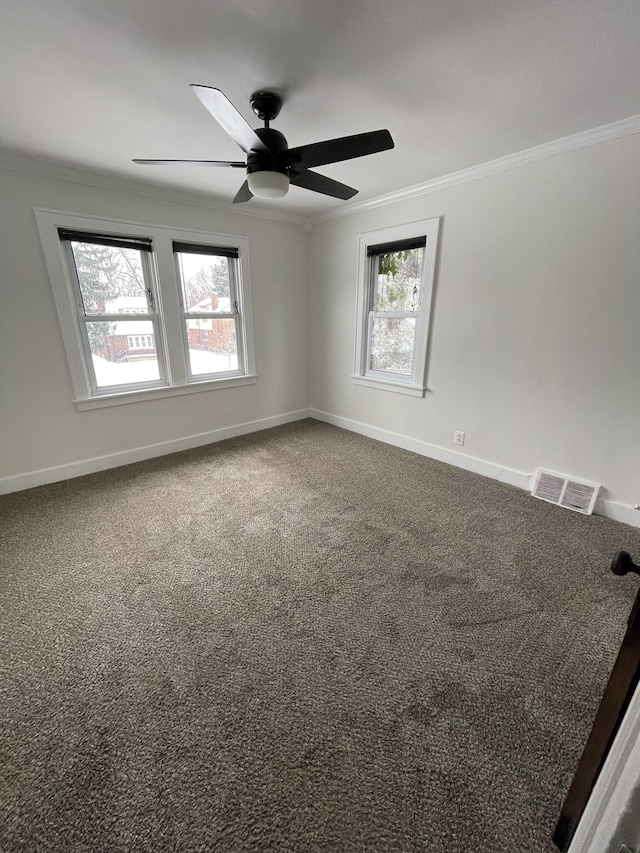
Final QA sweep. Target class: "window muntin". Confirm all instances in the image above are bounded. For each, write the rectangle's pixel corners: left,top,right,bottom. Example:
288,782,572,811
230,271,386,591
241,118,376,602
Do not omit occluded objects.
174,244,242,379
354,219,440,395
61,233,166,393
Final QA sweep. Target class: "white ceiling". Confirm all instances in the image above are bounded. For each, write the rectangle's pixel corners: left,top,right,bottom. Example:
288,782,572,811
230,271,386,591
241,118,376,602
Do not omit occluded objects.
2,0,639,218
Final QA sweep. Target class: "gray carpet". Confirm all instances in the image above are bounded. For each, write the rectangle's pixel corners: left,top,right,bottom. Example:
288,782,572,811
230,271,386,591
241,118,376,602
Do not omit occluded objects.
1,419,639,852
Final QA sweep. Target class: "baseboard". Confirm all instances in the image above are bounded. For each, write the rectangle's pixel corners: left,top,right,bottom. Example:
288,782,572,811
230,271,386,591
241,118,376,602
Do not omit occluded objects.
309,409,640,529
310,408,531,489
594,498,640,529
0,408,311,495
5,407,638,528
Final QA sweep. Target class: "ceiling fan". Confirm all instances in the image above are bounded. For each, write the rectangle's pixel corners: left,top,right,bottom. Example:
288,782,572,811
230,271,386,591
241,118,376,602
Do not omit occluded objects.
133,85,394,203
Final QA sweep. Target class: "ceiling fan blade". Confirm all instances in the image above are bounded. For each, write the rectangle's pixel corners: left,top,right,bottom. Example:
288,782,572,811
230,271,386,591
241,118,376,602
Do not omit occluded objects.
190,85,270,155
287,129,393,171
291,169,358,200
133,159,246,167
233,180,254,204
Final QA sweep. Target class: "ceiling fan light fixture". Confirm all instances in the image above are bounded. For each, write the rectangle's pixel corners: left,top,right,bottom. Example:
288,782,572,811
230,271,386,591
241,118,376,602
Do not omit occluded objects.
247,170,289,199
134,86,394,204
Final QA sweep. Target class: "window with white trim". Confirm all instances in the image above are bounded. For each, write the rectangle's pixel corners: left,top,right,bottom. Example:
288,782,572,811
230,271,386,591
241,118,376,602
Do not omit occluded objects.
128,335,154,349
35,210,256,409
354,218,440,397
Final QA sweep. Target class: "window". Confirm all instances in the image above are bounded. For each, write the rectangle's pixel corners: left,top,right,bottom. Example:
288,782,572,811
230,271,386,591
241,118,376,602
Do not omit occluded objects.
58,230,164,391
35,210,256,409
128,335,154,349
174,242,242,378
354,218,440,396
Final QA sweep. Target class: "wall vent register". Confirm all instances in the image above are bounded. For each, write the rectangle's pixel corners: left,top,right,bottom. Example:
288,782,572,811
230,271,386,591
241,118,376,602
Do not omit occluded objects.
531,468,600,515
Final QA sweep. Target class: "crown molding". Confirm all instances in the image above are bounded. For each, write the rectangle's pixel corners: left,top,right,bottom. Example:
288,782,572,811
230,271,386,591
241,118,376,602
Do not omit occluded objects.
2,113,639,228
0,151,307,227
310,113,640,225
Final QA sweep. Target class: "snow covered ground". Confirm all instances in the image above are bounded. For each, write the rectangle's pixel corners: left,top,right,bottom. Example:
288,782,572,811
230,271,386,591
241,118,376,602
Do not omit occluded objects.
189,349,238,376
93,349,238,387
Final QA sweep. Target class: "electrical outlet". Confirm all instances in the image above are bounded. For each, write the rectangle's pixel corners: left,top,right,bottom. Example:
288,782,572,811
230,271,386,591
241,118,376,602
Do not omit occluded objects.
454,430,465,446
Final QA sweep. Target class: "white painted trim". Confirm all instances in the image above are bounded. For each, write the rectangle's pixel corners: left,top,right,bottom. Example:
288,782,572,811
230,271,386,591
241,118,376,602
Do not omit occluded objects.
309,409,640,529
74,374,257,410
351,376,426,397
0,151,306,226
0,409,310,495
310,408,530,489
311,113,640,224
594,498,640,529
3,114,638,228
4,404,639,529
567,680,640,853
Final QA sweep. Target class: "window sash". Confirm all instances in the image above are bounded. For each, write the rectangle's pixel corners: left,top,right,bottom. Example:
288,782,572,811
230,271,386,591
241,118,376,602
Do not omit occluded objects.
369,245,426,313
174,247,244,381
365,246,423,381
61,239,167,394
366,314,417,379
368,310,418,320
184,310,236,320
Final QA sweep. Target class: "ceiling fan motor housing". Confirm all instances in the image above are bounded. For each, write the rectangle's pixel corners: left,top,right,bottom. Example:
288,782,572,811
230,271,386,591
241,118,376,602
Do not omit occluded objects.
247,127,294,176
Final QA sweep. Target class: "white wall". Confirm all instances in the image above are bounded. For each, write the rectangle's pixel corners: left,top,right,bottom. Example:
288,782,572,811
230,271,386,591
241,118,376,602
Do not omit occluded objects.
308,133,640,516
0,167,309,486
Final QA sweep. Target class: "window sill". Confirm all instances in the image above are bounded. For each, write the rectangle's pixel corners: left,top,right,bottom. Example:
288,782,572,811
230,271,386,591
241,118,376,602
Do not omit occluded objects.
351,375,426,397
74,374,257,410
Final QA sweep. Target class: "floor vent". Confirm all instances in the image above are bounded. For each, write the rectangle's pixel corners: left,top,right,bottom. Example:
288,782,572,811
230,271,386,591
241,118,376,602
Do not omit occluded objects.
531,468,600,515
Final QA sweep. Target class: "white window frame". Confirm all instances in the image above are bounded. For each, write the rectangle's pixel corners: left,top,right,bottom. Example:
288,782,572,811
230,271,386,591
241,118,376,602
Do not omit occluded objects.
35,209,256,410
58,234,166,395
173,242,245,382
353,217,440,397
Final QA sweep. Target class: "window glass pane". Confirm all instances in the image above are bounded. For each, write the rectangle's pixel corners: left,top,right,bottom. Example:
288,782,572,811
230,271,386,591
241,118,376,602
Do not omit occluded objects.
369,317,416,376
86,320,160,388
186,318,238,376
176,252,231,313
374,247,424,312
70,241,147,315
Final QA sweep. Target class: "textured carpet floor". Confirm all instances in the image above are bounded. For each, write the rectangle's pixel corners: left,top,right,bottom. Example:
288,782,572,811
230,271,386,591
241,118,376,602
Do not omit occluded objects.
1,419,639,852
